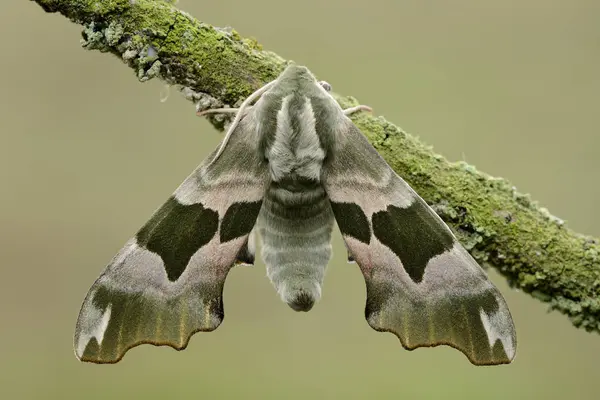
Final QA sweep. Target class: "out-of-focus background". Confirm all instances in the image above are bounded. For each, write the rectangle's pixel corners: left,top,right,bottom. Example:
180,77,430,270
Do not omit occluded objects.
2,1,600,399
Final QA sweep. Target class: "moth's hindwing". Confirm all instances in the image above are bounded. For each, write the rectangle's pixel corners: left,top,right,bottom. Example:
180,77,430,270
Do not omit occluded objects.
323,120,517,365
74,117,269,363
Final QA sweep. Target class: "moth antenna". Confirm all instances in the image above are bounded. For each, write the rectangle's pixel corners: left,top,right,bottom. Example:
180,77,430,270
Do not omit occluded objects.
208,79,277,166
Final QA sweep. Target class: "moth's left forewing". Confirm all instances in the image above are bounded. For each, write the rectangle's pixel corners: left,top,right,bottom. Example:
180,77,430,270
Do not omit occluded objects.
74,115,269,363
322,119,516,365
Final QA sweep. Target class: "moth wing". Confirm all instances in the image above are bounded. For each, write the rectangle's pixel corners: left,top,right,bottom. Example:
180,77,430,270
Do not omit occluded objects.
74,116,269,363
322,120,516,365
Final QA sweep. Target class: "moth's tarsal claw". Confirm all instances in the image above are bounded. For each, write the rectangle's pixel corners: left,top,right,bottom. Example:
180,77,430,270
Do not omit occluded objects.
287,291,316,312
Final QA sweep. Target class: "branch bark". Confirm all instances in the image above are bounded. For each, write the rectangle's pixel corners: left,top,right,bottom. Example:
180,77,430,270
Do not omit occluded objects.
32,0,600,333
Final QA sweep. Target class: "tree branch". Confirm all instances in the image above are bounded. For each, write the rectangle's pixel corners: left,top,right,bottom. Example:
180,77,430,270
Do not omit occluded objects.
32,0,600,333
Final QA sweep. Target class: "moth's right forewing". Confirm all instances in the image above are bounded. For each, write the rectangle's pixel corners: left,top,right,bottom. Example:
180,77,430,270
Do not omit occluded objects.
323,120,516,366
74,116,269,364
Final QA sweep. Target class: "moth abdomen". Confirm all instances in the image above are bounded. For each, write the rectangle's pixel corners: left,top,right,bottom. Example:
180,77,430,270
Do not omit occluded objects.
258,185,334,312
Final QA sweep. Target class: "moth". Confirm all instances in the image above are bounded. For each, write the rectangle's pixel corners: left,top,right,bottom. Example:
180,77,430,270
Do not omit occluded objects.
74,64,516,365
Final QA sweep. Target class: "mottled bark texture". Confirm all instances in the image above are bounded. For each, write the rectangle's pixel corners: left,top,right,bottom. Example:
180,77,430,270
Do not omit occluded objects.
32,0,600,333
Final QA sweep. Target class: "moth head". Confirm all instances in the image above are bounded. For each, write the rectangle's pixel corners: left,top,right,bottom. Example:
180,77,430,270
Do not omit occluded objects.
272,64,323,95
253,64,344,156
256,64,341,111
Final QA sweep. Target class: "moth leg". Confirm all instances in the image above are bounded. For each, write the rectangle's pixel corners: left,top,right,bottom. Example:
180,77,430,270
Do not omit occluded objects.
196,108,241,117
343,105,373,116
317,79,371,115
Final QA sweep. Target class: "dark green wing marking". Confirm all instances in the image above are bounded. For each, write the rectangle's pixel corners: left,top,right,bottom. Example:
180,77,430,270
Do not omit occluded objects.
371,202,454,283
136,197,219,282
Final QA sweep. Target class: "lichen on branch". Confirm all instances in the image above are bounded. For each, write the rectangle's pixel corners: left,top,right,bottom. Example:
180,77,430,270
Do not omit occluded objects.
32,0,600,334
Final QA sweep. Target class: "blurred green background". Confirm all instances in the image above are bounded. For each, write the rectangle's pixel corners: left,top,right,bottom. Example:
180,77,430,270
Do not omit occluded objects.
2,0,600,399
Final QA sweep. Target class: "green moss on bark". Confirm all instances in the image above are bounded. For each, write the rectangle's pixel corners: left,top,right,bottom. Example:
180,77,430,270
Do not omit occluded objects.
36,0,285,107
